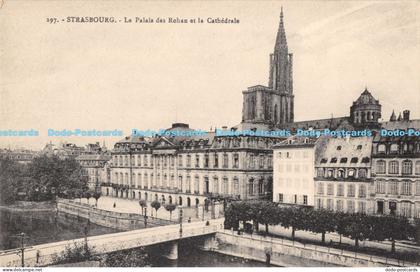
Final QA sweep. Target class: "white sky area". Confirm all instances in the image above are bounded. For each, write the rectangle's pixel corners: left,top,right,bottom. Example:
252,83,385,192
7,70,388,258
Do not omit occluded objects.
0,1,419,150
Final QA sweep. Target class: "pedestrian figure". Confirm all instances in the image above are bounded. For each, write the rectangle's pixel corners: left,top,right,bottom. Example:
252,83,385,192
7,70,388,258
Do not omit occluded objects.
188,217,191,223
113,202,116,208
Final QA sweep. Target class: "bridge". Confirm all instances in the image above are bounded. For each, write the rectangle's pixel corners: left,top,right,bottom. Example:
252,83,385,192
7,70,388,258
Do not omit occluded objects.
0,218,224,267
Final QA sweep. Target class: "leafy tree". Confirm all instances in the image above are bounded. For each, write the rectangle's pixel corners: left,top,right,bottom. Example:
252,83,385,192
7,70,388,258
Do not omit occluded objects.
342,213,370,247
253,201,278,234
334,212,347,245
26,155,88,201
382,215,412,253
85,191,92,205
308,209,336,243
280,207,305,240
224,202,240,230
0,158,23,204
151,200,161,218
93,192,101,207
51,242,94,265
164,203,177,221
139,200,147,216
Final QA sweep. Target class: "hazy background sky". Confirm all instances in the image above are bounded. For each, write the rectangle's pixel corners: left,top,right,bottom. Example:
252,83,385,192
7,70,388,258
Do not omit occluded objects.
0,0,419,150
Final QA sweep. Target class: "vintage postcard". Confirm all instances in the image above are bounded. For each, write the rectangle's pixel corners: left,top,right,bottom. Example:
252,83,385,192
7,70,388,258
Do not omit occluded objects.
0,0,419,270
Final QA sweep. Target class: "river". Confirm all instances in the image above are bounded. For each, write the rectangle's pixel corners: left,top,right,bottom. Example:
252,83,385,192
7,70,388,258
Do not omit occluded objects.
0,208,269,267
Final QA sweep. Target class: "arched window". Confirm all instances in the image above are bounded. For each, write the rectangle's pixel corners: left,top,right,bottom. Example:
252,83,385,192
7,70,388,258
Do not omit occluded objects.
389,180,398,195
390,144,399,153
327,169,334,178
401,181,412,195
402,160,413,175
376,180,385,194
389,161,399,174
337,169,345,178
376,160,386,174
348,169,355,178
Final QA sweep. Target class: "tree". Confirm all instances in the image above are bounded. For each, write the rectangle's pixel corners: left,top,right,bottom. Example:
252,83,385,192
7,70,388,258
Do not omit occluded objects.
342,213,369,248
51,242,94,265
26,155,88,201
93,192,101,207
151,200,161,218
381,215,412,253
280,207,305,240
334,212,347,245
164,203,177,221
0,158,23,204
85,191,92,205
139,200,147,216
253,201,278,234
308,209,336,243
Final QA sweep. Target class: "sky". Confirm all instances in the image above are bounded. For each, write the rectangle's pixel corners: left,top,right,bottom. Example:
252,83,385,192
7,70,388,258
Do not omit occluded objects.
0,0,419,150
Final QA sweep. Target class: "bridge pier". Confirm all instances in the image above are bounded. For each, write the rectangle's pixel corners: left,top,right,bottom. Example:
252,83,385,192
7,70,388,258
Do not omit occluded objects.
200,236,218,251
162,241,178,260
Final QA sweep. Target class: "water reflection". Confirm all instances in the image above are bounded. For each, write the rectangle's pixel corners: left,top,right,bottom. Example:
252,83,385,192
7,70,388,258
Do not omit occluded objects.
0,209,118,250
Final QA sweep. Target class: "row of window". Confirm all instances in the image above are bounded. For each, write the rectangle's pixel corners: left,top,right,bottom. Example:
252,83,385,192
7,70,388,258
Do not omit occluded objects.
316,183,367,198
375,180,420,195
316,198,367,214
277,163,311,174
112,153,272,170
276,150,310,159
316,168,368,179
375,160,420,175
320,157,367,164
112,172,267,196
278,193,308,205
376,143,420,154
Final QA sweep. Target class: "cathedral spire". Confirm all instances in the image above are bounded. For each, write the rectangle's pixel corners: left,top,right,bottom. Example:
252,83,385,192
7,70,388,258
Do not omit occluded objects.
274,7,288,52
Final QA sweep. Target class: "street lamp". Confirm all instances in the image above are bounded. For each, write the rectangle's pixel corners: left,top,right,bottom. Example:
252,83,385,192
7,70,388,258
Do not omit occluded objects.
179,207,183,237
144,207,148,228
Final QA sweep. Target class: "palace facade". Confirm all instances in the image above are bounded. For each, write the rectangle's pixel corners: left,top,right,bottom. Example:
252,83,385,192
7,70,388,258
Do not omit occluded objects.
103,123,281,207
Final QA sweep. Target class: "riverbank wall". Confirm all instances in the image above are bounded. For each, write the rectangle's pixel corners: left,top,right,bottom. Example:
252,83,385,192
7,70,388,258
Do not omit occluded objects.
57,199,171,230
207,230,417,267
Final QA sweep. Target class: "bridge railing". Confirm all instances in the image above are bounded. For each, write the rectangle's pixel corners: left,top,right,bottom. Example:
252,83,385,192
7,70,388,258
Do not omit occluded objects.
0,218,223,267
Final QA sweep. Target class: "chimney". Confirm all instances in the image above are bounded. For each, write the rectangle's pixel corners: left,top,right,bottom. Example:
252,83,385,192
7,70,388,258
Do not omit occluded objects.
403,110,410,121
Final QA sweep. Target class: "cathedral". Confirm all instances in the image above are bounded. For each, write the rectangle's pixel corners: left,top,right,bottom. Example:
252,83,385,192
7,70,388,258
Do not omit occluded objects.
238,9,402,133
241,8,294,129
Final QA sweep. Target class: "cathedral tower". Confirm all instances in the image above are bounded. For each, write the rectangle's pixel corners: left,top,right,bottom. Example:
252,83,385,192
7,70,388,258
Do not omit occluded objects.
241,8,294,128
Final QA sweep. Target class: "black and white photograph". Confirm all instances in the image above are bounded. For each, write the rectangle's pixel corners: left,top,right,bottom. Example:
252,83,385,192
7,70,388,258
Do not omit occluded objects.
0,0,419,270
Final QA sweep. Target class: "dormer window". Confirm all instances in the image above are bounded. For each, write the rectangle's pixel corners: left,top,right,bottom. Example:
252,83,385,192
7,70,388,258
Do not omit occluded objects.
320,158,327,164
330,157,337,163
337,146,342,151
377,144,386,153
340,157,348,163
362,157,370,163
357,145,362,150
390,144,399,153
351,157,358,163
